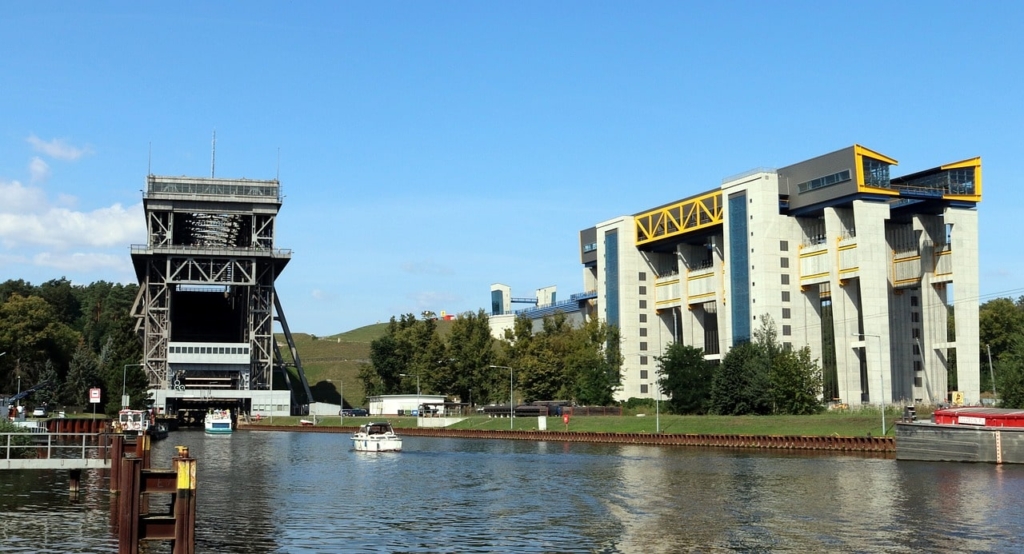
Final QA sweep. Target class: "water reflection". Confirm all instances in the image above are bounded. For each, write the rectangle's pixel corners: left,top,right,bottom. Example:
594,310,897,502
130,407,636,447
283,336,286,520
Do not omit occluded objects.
2,431,1024,552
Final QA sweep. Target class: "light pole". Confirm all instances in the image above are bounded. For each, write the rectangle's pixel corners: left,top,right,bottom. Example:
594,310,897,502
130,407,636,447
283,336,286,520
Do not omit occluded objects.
656,372,661,434
123,363,144,409
328,379,343,426
853,333,885,435
400,373,421,417
489,365,514,430
399,373,421,397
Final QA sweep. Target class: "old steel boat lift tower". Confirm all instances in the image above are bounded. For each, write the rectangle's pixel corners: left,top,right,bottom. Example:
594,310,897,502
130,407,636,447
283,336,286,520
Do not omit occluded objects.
131,175,312,419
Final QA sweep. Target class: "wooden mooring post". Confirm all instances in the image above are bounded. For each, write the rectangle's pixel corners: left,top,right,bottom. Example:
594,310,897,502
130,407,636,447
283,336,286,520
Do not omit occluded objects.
113,437,196,554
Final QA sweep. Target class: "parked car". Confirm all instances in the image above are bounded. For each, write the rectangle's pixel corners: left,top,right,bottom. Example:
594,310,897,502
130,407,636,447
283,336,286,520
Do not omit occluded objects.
341,408,368,417
32,405,48,417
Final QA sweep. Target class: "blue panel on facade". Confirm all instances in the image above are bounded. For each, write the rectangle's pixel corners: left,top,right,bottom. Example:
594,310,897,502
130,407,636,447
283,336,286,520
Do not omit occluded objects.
491,290,504,315
604,230,620,328
729,194,750,342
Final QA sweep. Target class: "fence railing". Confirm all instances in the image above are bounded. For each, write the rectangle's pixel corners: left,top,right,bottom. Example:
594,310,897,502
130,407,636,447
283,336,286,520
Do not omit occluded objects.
1,432,111,470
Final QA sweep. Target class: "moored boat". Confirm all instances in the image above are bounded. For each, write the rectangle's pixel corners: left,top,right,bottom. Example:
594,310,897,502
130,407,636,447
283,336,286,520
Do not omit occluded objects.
351,421,402,452
117,409,151,436
205,409,233,435
896,407,1024,464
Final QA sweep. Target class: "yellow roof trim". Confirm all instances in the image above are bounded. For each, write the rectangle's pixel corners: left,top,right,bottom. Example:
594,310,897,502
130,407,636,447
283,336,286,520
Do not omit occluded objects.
854,144,899,166
941,156,982,203
940,157,981,171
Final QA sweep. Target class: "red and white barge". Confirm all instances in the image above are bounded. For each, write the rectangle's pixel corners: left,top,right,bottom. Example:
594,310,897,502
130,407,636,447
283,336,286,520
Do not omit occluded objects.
896,407,1024,464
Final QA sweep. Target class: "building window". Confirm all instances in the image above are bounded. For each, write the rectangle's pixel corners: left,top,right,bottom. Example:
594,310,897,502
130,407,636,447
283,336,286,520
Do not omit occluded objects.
912,328,921,339
782,291,790,302
780,240,789,252
639,272,647,281
640,384,649,394
640,370,648,379
783,342,792,350
914,361,923,372
639,286,647,295
911,312,920,323
782,308,791,319
640,342,648,351
640,356,648,365
782,325,792,336
639,328,648,337
796,169,852,194
781,274,790,285
639,313,647,323
781,257,790,269
913,344,921,355
911,296,919,307
914,376,923,387
640,300,647,309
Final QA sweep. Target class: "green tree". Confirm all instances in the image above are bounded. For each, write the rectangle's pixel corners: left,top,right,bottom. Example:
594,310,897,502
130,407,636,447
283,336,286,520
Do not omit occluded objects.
657,342,712,414
570,318,622,406
710,341,772,415
0,294,80,394
772,347,825,415
62,342,102,407
995,336,1024,409
436,309,495,405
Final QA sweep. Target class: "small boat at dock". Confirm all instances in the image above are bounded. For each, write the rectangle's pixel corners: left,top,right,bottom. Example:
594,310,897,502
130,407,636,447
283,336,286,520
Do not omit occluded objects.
205,409,233,435
352,421,402,452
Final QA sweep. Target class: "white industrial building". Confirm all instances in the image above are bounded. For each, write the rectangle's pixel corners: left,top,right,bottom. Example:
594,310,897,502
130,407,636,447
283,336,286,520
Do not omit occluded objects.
576,145,982,406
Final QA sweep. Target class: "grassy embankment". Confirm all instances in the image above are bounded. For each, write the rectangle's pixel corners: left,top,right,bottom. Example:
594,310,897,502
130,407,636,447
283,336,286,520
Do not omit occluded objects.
274,321,911,437
247,409,913,437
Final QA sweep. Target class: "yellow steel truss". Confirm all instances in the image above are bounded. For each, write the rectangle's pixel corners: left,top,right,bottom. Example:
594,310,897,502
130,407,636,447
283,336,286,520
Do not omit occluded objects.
635,190,723,247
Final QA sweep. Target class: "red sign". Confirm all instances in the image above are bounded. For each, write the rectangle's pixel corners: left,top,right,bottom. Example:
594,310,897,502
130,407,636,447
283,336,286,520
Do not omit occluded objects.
89,388,101,404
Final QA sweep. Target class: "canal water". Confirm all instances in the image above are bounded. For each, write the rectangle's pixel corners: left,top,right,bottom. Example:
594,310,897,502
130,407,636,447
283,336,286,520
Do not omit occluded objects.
2,430,1024,552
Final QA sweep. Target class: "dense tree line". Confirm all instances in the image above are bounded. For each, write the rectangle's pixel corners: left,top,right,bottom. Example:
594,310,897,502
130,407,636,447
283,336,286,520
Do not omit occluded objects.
359,310,622,406
980,296,1024,408
658,317,824,415
0,278,143,415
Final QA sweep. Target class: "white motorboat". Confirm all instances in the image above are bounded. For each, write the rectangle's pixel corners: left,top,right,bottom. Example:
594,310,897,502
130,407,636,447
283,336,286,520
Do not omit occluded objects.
351,421,402,452
205,409,233,435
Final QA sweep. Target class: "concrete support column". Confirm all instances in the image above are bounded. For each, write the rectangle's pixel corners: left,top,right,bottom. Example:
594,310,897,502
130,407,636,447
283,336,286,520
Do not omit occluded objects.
833,279,862,404
946,207,981,404
852,200,893,406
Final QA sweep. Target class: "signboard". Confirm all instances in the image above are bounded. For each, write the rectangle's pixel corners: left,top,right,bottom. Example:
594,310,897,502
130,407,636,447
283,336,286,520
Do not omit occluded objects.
89,388,101,404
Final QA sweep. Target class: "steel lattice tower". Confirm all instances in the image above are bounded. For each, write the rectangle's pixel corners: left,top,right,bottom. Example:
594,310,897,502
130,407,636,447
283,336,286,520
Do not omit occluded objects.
131,175,312,415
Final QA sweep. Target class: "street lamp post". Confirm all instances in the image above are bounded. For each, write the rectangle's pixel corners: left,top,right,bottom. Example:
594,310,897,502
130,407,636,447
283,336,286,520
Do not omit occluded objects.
656,373,661,434
399,373,421,397
853,333,885,435
123,363,144,409
328,379,343,427
489,365,514,430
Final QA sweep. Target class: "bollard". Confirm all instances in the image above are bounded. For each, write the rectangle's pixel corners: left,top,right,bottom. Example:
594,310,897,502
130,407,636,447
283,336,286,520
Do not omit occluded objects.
173,446,196,554
118,456,142,554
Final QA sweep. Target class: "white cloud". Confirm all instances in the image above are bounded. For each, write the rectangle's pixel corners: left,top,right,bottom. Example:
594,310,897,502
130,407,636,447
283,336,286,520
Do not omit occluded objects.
0,180,47,212
33,251,133,273
0,203,145,249
400,259,454,275
29,156,51,183
409,290,460,310
311,289,336,301
26,135,93,161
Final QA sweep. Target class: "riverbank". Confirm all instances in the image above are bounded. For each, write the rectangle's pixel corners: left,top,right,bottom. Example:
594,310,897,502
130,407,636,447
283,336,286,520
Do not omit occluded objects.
241,423,894,453
248,411,903,437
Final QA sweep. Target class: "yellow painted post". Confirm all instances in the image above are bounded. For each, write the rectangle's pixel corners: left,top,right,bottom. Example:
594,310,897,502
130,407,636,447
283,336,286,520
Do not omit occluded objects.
173,447,196,554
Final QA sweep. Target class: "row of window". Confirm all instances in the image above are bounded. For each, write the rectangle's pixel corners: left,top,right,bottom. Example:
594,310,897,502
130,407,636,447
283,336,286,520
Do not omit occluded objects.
169,346,250,355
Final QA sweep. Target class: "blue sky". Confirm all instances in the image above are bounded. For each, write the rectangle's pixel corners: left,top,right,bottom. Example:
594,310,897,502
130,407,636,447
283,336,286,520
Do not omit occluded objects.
1,2,1022,335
